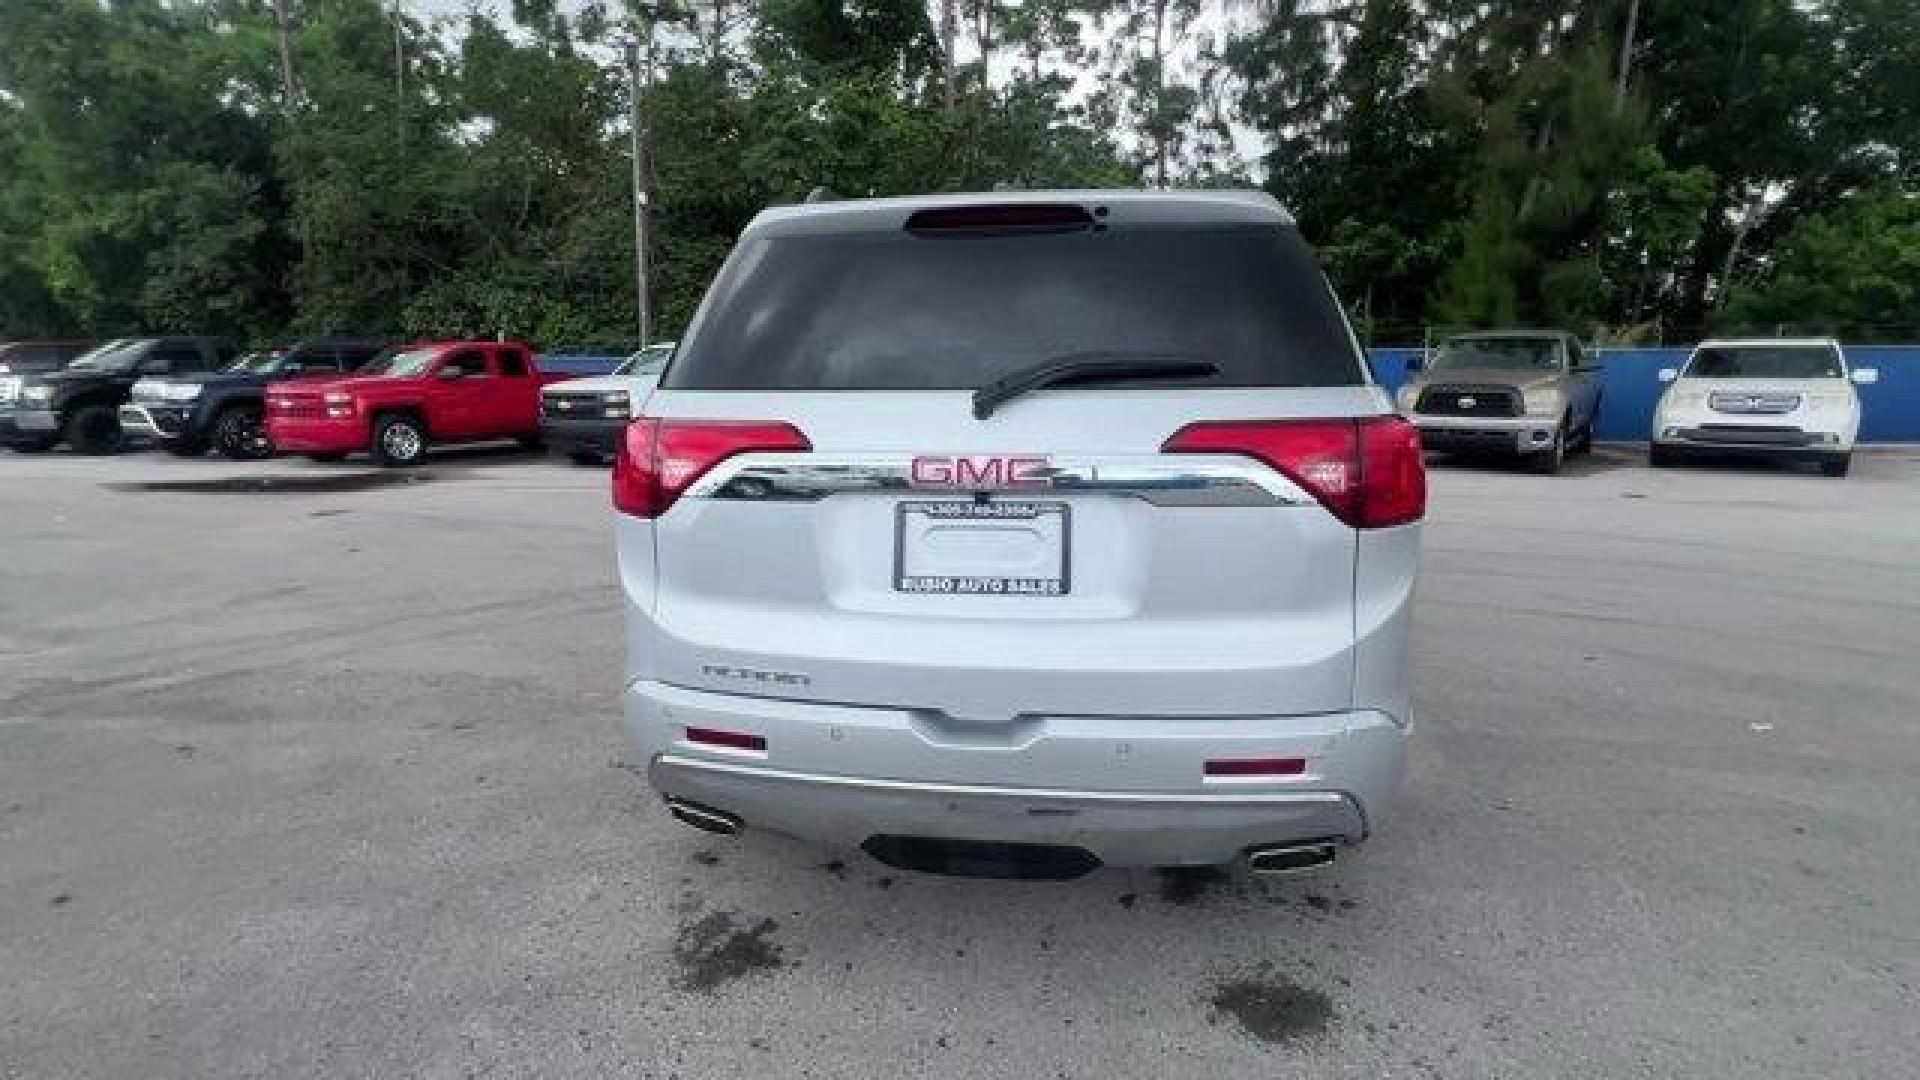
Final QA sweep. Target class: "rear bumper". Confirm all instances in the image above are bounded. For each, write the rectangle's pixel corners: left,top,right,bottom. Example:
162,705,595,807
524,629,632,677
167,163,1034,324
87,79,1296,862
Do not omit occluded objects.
266,415,366,454
1413,414,1559,455
623,680,1405,867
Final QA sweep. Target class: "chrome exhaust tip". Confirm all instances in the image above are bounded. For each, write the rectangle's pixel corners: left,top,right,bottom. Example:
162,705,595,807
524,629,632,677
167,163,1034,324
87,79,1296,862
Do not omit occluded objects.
1245,841,1337,877
666,798,741,837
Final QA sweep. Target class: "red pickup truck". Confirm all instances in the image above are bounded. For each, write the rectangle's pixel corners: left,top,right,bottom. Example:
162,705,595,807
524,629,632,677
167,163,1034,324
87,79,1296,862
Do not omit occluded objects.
265,340,556,466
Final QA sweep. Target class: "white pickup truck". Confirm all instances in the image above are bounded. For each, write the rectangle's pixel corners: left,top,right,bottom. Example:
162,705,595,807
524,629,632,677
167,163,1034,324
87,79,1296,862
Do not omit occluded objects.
538,342,674,465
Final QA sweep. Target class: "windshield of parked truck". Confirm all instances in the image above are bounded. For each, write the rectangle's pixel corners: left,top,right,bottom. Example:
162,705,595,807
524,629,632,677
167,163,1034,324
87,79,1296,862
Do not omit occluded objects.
1684,345,1842,379
65,339,137,371
357,347,436,377
227,350,290,374
614,344,674,377
1433,336,1562,372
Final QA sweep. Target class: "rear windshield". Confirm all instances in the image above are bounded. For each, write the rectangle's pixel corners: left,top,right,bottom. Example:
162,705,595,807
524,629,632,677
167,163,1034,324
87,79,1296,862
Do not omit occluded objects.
664,223,1362,390
1684,346,1842,379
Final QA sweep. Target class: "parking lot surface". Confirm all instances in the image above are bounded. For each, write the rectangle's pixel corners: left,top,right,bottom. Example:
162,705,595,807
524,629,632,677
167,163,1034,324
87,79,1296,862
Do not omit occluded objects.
3,445,1917,1079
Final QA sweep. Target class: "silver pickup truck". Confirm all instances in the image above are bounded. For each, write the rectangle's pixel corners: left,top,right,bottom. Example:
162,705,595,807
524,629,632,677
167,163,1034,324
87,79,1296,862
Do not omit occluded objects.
1395,330,1604,474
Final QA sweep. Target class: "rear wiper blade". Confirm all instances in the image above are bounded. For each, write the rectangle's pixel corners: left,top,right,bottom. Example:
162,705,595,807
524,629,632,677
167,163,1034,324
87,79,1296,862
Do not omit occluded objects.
972,353,1220,419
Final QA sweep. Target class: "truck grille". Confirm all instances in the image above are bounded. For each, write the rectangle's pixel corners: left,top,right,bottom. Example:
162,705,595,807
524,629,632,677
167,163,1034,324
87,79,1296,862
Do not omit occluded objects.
542,393,600,418
1709,392,1800,415
1415,385,1521,417
270,396,323,418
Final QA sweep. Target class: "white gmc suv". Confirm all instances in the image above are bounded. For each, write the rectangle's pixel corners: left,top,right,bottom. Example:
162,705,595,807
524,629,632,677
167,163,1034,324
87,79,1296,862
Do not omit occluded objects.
615,190,1424,879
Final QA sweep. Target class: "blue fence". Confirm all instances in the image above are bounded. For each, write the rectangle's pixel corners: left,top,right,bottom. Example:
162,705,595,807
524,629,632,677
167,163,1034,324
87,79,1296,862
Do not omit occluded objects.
1367,346,1919,442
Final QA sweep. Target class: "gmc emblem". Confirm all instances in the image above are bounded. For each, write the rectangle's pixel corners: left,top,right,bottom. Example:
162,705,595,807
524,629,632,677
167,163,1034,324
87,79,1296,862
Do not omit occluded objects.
910,455,1052,489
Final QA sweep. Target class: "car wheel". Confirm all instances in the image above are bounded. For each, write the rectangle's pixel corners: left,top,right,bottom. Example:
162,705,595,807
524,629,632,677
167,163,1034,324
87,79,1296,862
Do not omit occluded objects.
213,405,273,460
371,413,427,468
1530,421,1566,474
517,434,545,453
1649,444,1676,468
567,451,604,467
1575,405,1599,453
63,404,126,455
1820,454,1850,478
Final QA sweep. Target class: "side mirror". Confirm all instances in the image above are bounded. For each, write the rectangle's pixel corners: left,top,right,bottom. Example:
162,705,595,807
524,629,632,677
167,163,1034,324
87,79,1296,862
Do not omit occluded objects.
1406,352,1426,372
1657,367,1679,383
434,366,464,382
1851,367,1879,385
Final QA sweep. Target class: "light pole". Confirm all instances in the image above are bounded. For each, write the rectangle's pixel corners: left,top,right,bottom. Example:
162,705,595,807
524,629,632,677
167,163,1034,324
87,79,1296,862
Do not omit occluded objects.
626,36,652,346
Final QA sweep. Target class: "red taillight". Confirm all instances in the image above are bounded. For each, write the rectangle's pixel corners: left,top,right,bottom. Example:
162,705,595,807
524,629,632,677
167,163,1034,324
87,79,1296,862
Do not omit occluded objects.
1205,757,1307,777
1162,416,1425,529
684,727,766,752
613,418,810,518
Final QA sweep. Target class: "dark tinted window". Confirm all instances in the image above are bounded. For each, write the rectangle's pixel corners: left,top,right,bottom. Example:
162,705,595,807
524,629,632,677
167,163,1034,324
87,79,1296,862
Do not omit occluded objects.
497,348,529,377
340,345,385,369
142,344,206,373
666,224,1362,390
440,351,490,378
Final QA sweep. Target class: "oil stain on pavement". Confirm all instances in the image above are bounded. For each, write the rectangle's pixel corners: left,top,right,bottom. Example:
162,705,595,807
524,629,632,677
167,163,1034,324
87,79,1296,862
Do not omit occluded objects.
1208,977,1334,1044
671,910,786,994
107,472,433,494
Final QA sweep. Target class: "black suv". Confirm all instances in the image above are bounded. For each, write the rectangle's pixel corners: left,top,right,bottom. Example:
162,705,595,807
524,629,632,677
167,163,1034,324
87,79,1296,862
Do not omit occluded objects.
2,337,235,454
0,339,100,377
121,339,390,459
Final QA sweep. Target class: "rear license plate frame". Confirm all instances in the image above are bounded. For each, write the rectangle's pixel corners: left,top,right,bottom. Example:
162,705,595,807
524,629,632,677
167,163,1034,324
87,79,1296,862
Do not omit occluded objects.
893,500,1071,596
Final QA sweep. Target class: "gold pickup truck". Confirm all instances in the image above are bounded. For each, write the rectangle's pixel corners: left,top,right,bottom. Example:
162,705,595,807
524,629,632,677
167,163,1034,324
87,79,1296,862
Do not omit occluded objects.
1395,330,1604,474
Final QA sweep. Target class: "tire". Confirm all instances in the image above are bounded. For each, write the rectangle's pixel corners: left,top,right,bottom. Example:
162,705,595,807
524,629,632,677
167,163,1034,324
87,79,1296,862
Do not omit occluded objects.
517,434,545,453
63,403,125,455
1649,444,1676,468
567,451,604,467
7,435,59,453
1820,454,1850,478
1530,420,1567,474
212,405,273,460
1575,404,1599,454
371,413,427,468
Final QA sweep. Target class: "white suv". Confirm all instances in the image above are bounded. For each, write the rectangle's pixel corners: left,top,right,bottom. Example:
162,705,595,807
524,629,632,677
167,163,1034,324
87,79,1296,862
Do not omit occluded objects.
615,191,1424,879
1651,338,1876,476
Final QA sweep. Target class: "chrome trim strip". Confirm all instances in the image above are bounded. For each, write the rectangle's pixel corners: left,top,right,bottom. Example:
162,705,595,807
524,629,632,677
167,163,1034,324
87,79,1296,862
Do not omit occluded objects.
656,753,1347,805
117,404,164,435
687,454,1308,507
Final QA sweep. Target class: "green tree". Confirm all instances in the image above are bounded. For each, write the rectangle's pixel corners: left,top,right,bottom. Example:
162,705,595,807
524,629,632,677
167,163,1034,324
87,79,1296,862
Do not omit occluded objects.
1722,186,1920,339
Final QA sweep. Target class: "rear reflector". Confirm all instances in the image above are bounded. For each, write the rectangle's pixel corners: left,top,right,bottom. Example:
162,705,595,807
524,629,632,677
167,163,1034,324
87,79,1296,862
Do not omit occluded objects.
614,418,810,518
1205,757,1307,777
904,203,1095,235
1162,416,1425,529
684,727,766,752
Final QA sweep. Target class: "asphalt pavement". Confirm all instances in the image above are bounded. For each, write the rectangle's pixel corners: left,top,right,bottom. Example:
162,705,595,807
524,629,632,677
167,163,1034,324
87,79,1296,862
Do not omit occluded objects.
3,443,1917,1079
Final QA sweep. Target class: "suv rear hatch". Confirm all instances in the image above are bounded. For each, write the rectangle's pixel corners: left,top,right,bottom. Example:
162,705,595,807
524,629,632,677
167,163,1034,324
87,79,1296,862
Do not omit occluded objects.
621,195,1415,721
